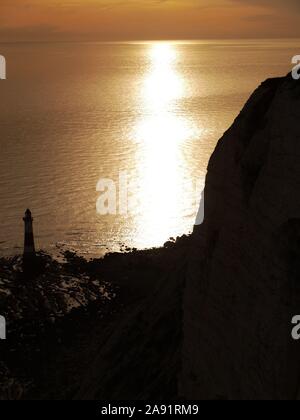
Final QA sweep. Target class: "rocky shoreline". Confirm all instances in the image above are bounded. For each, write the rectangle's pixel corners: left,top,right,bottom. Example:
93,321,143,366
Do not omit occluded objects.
0,236,190,400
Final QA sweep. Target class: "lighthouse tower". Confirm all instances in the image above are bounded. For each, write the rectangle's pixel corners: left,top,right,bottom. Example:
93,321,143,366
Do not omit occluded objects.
23,209,36,259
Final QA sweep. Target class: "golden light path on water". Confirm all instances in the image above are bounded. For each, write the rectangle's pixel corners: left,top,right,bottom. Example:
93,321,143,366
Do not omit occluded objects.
133,43,200,246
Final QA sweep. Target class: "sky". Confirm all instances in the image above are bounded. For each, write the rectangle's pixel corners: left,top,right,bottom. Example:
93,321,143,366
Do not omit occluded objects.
0,0,300,42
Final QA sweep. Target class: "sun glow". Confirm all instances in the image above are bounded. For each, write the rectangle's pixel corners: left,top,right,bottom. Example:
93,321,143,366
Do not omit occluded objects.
132,43,198,247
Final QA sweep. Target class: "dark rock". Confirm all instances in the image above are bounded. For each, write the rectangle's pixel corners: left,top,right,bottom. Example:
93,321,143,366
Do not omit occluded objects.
181,72,300,400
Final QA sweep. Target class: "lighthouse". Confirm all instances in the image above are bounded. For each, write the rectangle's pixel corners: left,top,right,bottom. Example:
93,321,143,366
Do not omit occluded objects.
23,209,36,259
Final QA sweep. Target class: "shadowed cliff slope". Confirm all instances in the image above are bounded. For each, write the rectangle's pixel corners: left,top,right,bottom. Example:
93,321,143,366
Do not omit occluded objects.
182,72,300,400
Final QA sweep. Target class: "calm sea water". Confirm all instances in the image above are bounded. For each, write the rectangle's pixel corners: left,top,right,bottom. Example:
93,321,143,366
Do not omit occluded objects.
0,40,298,256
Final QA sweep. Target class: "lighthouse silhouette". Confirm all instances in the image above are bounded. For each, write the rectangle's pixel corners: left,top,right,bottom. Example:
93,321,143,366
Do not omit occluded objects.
23,209,36,262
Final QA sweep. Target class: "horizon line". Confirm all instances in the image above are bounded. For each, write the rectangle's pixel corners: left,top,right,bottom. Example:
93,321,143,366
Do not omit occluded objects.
1,36,300,45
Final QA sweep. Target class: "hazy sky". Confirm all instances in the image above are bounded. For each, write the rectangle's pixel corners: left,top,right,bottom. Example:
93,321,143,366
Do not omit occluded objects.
0,0,300,42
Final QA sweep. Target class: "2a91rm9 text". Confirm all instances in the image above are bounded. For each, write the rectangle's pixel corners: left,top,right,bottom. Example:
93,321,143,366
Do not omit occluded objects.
144,405,199,416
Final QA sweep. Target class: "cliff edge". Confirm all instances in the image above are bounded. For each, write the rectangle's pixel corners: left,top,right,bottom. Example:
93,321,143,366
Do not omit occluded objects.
182,72,300,399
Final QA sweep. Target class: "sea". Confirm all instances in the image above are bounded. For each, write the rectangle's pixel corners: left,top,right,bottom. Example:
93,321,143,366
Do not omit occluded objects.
0,39,298,256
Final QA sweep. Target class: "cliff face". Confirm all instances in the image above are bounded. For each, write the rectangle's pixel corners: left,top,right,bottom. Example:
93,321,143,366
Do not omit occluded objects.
182,73,300,399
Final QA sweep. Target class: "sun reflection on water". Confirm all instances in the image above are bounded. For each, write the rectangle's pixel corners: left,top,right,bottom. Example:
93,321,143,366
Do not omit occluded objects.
144,44,183,110
133,43,199,247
